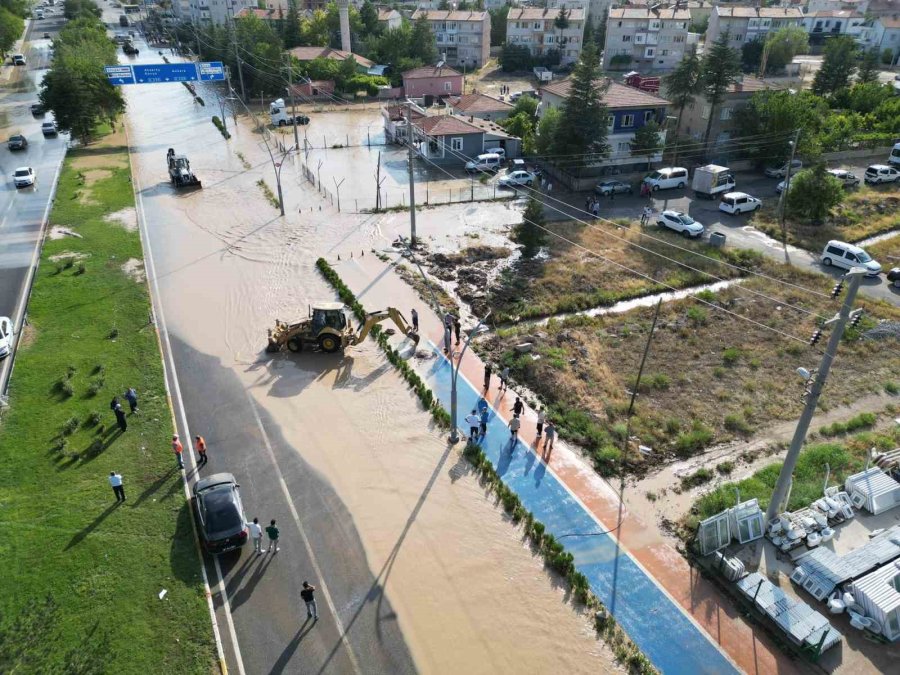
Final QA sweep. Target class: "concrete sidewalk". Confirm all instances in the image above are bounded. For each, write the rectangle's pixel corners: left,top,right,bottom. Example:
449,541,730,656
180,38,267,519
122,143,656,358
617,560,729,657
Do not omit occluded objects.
336,252,804,675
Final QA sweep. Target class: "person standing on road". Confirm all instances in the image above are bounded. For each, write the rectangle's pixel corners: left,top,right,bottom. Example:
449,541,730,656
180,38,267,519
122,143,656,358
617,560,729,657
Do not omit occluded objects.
114,404,127,432
509,415,521,440
483,363,492,390
453,318,461,345
124,387,138,413
248,517,264,555
110,396,120,416
410,308,419,333
464,409,480,441
536,407,546,437
511,396,524,417
172,434,184,469
109,471,125,502
499,366,510,393
195,435,208,466
479,406,490,437
443,326,452,355
301,581,318,621
641,205,653,226
543,421,556,451
266,519,280,553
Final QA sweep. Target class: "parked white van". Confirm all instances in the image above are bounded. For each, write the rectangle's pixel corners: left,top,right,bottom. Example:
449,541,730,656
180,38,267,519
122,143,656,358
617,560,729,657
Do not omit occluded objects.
821,240,882,277
888,142,900,167
465,153,502,174
643,167,688,191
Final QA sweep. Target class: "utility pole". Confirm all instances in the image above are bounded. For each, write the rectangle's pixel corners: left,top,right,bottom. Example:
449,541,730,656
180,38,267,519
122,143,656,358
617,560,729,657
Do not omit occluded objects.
778,129,801,257
227,4,246,101
375,151,386,211
405,102,417,246
764,270,865,523
285,55,299,150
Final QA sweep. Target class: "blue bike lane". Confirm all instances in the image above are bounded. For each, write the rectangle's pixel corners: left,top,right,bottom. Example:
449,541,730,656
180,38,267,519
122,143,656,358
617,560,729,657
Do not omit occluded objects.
424,344,740,675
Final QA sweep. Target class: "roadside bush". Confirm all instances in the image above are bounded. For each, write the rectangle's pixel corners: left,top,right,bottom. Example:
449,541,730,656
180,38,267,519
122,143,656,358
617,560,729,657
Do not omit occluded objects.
681,467,713,489
592,446,621,476
819,412,876,437
675,423,714,457
56,379,74,398
722,347,741,366
695,289,717,303
648,373,670,390
885,382,898,395
61,417,80,436
723,413,752,435
211,116,230,139
686,306,707,326
716,461,735,475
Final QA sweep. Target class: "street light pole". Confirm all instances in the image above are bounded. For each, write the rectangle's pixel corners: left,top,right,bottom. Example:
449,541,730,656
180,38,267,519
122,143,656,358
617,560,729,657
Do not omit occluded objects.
765,270,865,523
285,55,300,151
778,129,801,258
449,312,491,445
405,102,418,246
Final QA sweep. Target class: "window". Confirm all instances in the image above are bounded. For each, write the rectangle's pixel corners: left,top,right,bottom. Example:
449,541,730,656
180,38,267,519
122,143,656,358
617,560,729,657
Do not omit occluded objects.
701,105,710,120
621,114,635,127
720,107,733,121
644,110,653,123
622,35,631,42
606,115,614,128
661,49,668,56
444,81,452,92
674,35,685,43
448,34,455,42
533,22,541,29
617,141,629,152
645,47,655,57
450,137,463,151
733,34,743,41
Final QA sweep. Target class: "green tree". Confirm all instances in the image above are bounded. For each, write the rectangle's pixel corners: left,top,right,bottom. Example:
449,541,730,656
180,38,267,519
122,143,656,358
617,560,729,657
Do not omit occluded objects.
630,120,663,171
552,43,609,168
62,0,100,20
40,15,125,143
699,32,741,152
554,7,570,30
663,47,701,142
882,48,894,65
833,81,895,114
283,0,302,49
510,95,538,118
359,0,379,36
534,107,560,157
786,165,843,224
762,26,808,74
873,97,900,134
742,39,764,73
812,35,857,97
500,43,531,71
732,90,827,163
488,5,509,46
299,9,330,46
856,47,881,84
0,7,24,55
410,14,436,63
516,195,546,258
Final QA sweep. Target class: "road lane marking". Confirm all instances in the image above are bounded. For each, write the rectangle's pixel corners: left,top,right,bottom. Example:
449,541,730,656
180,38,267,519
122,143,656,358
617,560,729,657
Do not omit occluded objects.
244,393,364,675
127,131,243,675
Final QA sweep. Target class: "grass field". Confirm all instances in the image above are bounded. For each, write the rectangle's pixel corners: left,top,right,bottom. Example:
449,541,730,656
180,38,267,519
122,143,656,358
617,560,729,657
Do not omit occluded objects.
488,219,765,322
0,134,214,672
754,185,900,252
485,266,900,476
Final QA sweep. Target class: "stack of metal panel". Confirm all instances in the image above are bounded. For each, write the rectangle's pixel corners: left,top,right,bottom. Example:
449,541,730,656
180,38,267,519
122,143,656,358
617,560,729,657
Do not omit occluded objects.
736,573,842,652
793,524,900,601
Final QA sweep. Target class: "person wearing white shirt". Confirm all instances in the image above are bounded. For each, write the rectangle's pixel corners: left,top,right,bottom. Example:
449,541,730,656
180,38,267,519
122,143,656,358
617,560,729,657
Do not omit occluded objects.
464,410,480,441
108,471,125,502
248,517,264,554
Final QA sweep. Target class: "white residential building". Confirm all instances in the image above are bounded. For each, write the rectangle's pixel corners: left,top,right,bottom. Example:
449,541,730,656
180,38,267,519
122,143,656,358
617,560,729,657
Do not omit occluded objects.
603,7,692,72
506,7,587,67
377,8,402,31
804,10,872,45
871,16,900,61
706,6,805,49
805,0,870,14
546,0,616,27
410,10,491,69
189,0,257,26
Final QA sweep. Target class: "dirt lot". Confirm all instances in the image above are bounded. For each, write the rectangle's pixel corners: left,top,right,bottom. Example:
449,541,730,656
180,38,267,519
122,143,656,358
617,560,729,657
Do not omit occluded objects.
478,267,900,477
754,184,900,252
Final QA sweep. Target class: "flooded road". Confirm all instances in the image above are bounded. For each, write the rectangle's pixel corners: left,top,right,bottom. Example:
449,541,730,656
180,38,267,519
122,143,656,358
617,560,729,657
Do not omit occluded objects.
123,37,614,675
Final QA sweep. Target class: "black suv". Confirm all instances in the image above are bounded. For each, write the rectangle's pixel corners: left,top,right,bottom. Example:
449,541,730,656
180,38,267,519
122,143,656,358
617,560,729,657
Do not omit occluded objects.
7,135,27,151
192,473,248,555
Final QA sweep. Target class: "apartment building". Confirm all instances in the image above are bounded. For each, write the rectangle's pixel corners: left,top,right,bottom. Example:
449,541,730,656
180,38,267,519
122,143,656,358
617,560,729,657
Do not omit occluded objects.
706,6,805,49
506,7,586,67
805,0,869,14
546,0,615,27
804,9,871,46
188,0,257,26
410,10,491,69
603,7,692,72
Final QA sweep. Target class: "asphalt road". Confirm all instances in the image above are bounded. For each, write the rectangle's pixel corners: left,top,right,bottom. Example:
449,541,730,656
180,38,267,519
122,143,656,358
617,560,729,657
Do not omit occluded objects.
0,13,69,392
120,28,416,675
546,162,900,305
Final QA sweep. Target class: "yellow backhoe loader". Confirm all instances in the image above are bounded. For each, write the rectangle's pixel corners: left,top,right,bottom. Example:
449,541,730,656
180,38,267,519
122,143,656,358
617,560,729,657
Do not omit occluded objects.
266,303,420,354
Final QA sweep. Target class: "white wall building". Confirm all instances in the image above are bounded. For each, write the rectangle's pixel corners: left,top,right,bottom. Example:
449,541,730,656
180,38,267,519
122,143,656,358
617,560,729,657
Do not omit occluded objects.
804,10,871,45
546,0,615,28
805,0,870,14
603,7,692,72
189,0,258,26
410,10,491,69
871,16,900,60
506,7,587,67
706,6,805,50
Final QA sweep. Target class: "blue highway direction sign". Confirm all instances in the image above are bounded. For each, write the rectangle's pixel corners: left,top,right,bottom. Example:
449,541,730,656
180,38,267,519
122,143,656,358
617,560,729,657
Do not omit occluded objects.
105,62,225,85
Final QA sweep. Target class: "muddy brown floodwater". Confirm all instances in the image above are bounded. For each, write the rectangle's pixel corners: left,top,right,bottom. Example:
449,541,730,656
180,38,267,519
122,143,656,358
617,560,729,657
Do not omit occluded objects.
128,100,619,673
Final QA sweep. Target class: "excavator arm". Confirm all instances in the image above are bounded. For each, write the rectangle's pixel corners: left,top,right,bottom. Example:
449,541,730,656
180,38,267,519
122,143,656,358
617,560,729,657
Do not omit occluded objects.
351,308,420,346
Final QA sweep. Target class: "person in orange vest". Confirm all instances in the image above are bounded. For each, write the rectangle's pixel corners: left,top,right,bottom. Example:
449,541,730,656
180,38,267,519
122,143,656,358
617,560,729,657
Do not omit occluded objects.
195,435,208,466
172,434,184,470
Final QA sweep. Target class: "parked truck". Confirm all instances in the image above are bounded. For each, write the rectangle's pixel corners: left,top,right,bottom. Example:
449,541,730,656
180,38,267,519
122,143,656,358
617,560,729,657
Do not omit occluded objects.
268,99,309,127
119,14,129,27
692,164,735,199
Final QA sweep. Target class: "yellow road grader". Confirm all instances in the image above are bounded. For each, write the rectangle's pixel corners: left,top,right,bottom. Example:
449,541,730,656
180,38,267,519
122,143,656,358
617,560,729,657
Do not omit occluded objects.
266,303,419,354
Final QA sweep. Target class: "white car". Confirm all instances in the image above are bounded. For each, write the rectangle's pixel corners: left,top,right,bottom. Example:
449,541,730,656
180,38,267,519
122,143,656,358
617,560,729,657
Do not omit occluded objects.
827,169,859,187
13,166,35,188
657,210,704,238
775,180,793,194
821,240,882,277
718,192,761,215
12,54,26,66
764,159,802,178
864,164,900,184
0,316,12,358
41,121,58,137
498,170,535,187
